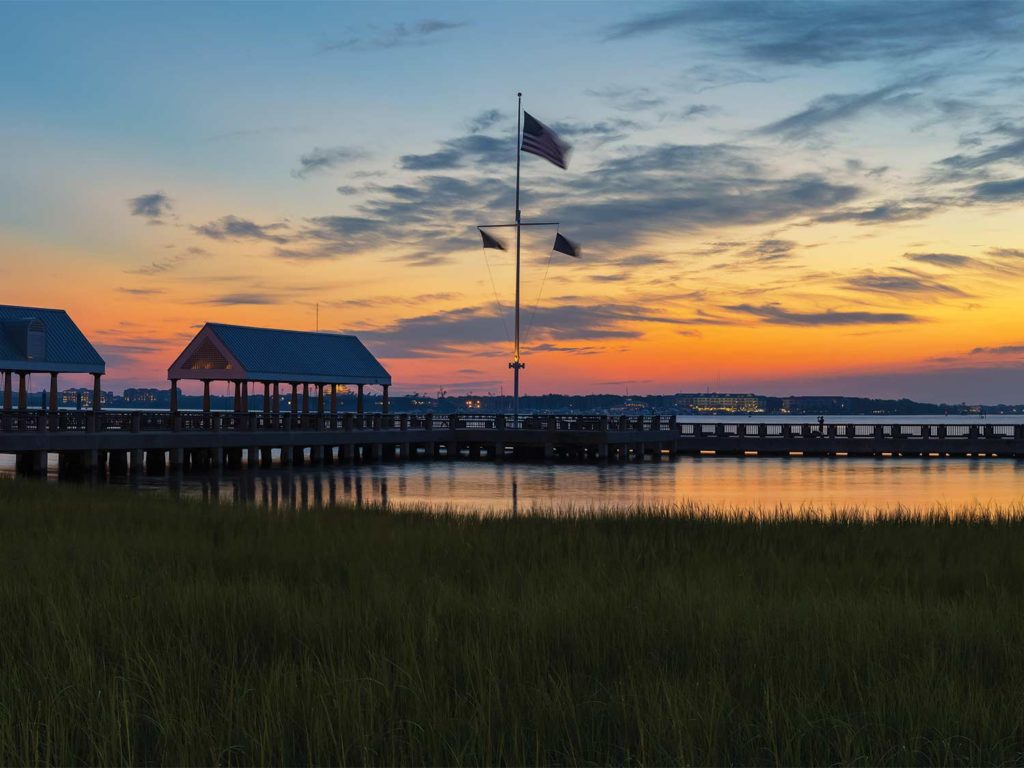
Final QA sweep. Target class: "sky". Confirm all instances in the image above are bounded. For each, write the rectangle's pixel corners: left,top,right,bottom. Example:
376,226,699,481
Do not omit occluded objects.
2,1,1024,403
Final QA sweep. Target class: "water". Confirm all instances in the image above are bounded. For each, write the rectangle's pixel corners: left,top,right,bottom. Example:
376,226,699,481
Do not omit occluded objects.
3,415,1024,514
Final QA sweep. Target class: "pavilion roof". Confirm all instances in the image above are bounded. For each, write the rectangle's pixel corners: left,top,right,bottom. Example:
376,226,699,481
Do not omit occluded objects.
167,322,392,385
0,304,105,374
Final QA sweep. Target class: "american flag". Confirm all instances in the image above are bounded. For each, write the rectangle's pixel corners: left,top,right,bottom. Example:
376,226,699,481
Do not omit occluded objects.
521,112,571,170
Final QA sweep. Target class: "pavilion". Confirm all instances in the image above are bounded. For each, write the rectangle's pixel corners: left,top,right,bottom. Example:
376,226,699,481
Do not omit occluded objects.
167,322,392,415
0,304,106,412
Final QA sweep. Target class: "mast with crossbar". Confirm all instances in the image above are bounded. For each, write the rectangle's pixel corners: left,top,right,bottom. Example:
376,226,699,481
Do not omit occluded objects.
477,93,579,422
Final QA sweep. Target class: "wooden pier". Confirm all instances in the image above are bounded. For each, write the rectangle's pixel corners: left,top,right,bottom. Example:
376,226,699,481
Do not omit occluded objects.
2,411,1023,475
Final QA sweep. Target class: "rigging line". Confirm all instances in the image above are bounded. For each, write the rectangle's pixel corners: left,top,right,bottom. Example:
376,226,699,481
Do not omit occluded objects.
483,248,513,345
522,243,556,347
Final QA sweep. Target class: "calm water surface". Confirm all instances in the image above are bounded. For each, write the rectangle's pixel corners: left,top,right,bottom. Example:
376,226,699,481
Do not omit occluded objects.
3,415,1023,514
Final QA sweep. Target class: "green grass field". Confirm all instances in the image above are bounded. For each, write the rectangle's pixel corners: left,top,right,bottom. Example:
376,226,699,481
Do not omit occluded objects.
2,478,1024,765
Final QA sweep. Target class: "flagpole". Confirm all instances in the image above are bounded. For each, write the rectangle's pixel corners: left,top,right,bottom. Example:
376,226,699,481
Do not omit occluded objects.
512,91,523,423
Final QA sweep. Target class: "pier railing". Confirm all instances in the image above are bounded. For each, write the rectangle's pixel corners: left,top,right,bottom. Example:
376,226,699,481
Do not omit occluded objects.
2,410,1023,441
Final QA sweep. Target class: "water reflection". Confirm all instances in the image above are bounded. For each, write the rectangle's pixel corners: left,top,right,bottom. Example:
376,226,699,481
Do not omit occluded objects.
1,455,1018,515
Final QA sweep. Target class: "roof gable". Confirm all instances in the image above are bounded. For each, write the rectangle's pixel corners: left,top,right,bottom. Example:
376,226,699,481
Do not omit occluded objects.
0,305,105,374
168,323,391,385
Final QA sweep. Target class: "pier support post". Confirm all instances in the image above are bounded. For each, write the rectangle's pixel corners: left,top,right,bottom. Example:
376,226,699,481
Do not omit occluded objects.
18,372,27,410
370,443,383,462
357,384,364,414
169,447,184,470
145,450,165,475
109,451,129,475
311,445,324,465
248,446,259,469
16,451,47,475
2,370,11,411
543,442,554,461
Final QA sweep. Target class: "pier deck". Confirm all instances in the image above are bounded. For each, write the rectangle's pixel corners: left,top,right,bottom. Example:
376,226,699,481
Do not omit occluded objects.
1,411,1022,475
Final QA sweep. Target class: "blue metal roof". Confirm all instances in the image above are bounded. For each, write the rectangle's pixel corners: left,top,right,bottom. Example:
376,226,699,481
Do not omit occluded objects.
0,304,105,374
172,323,391,385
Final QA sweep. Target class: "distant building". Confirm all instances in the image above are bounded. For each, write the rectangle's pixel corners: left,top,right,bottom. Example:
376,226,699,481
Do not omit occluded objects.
676,393,766,413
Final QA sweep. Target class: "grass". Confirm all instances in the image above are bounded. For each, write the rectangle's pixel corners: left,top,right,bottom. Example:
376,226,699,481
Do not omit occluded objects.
2,479,1024,765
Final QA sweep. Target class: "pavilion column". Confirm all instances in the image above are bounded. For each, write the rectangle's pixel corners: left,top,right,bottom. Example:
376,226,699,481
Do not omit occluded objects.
49,373,58,413
302,383,310,415
92,373,102,414
330,384,338,415
170,379,179,414
203,381,211,413
241,381,249,412
263,383,271,415
272,382,280,414
381,384,389,415
357,384,364,415
18,373,28,411
291,384,299,415
317,384,325,416
3,371,12,410
234,381,242,412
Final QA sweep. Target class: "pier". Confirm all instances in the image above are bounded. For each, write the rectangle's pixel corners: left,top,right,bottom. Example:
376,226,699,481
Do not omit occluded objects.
3,411,1024,476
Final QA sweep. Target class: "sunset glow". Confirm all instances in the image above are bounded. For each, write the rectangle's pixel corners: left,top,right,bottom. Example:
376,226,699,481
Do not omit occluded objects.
3,1,1023,402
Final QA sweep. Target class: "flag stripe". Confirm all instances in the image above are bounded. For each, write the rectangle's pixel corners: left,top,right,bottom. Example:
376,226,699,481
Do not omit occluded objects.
520,111,571,170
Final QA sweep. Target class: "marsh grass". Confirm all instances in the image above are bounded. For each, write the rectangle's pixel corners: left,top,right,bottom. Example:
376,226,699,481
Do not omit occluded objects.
2,478,1024,765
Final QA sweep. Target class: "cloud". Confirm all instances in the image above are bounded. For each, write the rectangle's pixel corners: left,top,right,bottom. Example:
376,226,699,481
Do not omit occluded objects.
988,248,1024,260
741,239,797,263
292,146,368,178
194,215,291,243
550,118,641,145
816,199,949,225
321,19,464,52
198,292,282,306
553,143,860,246
352,301,692,357
938,131,1024,174
970,177,1024,202
605,1,1024,66
726,303,919,325
844,271,969,298
128,192,173,222
116,287,165,296
399,133,508,171
124,254,190,275
904,252,972,268
970,344,1024,356
587,86,666,111
758,80,925,140
467,109,504,133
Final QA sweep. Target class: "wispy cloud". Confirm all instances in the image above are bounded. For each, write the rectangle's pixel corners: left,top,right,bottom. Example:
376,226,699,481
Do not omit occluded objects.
292,146,368,178
587,86,666,111
321,20,464,53
726,302,919,326
605,1,1024,67
758,80,926,140
194,215,291,244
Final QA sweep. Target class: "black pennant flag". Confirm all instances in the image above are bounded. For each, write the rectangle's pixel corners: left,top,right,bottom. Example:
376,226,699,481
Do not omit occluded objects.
521,112,572,170
553,233,581,258
479,228,507,251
